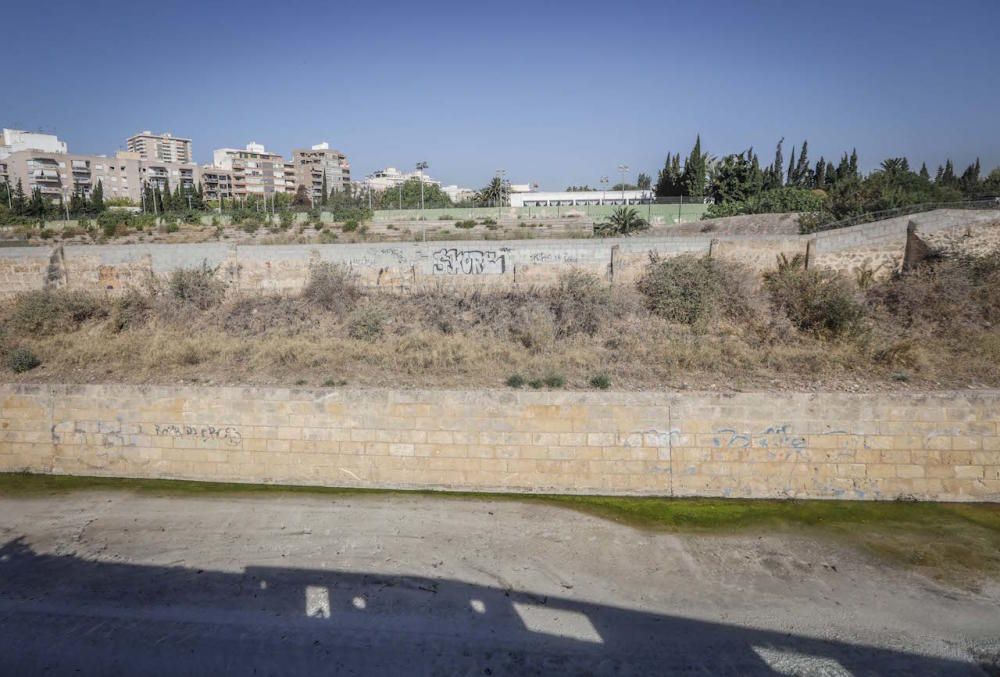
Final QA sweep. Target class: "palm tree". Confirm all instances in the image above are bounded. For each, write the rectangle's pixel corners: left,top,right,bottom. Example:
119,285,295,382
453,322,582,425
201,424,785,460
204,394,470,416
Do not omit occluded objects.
594,206,650,237
476,177,505,207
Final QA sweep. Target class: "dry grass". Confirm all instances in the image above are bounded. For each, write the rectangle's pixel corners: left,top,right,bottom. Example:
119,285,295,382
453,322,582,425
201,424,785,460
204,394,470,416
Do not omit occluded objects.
3,251,1000,391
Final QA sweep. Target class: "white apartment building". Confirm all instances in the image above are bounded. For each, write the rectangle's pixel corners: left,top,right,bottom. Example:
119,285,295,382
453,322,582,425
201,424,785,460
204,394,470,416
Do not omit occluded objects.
367,166,441,192
0,129,67,159
126,131,192,164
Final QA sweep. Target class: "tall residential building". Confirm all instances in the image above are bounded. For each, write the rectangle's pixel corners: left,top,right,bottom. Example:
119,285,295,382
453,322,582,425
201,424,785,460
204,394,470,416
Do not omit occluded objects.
212,142,294,196
292,142,351,200
126,131,192,164
0,129,67,159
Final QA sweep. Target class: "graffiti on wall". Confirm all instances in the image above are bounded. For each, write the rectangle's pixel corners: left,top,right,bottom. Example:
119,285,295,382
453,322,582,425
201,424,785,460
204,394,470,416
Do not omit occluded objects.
153,424,243,446
432,248,509,275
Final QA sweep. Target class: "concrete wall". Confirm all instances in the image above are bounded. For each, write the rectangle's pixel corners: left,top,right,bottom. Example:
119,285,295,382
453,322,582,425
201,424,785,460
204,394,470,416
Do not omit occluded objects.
1,384,997,502
0,209,996,297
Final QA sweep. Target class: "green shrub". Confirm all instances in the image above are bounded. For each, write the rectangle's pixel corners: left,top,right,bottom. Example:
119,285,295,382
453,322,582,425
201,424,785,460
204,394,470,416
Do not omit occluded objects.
506,374,525,388
318,229,338,243
9,290,105,335
438,215,454,220
279,211,295,229
763,259,865,337
527,378,544,389
6,347,40,373
589,374,611,389
455,219,476,229
165,222,179,234
167,262,226,309
322,377,347,387
704,187,827,219
481,218,497,226
543,373,565,388
342,219,359,232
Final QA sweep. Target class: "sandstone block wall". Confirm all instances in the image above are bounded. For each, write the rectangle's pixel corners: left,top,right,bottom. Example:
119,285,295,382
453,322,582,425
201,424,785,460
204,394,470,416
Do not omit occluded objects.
1,384,997,501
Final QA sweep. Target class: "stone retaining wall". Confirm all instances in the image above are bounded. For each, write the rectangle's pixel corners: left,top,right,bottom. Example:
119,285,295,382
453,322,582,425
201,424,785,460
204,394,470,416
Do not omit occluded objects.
0,209,995,297
1,384,997,501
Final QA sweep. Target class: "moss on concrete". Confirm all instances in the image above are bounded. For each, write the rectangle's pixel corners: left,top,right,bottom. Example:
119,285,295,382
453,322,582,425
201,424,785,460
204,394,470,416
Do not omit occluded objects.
2,472,998,586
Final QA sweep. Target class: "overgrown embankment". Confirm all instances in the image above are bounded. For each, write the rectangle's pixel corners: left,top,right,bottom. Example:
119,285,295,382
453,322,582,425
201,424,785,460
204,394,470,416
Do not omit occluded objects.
1,243,998,390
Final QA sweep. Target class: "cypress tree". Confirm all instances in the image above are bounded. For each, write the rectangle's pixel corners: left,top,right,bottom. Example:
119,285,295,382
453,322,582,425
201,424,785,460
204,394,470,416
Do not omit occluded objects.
848,149,859,178
919,163,930,181
825,160,836,187
794,140,811,187
681,135,707,197
814,157,826,188
767,138,784,189
786,145,797,186
321,171,329,206
13,179,26,215
91,180,105,213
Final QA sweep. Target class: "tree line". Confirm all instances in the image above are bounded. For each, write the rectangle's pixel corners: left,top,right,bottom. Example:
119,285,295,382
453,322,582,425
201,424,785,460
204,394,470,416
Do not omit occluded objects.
650,136,1000,229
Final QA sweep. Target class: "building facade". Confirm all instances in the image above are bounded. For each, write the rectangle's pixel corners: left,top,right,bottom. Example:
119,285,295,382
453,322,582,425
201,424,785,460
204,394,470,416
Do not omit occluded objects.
292,143,351,200
509,189,653,207
0,129,67,159
367,166,441,192
126,131,192,164
212,142,295,197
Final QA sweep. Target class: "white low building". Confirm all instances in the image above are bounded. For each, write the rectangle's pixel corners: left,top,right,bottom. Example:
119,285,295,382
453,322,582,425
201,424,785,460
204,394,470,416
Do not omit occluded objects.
367,166,441,192
509,189,653,207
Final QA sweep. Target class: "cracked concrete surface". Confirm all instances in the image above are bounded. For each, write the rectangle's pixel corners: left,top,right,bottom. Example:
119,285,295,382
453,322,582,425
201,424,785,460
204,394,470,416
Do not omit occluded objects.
0,492,997,675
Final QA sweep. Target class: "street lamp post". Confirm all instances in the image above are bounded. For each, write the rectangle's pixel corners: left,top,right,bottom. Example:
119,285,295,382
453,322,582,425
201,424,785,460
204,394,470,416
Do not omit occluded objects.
416,161,428,212
415,161,429,242
617,164,629,204
600,176,609,205
495,169,505,221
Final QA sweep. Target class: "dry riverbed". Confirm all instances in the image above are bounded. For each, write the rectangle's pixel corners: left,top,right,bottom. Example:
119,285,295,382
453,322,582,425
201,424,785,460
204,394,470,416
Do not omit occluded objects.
0,478,998,675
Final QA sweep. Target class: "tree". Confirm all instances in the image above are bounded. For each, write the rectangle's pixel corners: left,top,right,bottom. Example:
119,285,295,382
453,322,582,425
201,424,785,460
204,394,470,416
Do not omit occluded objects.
655,153,683,197
594,206,649,237
636,172,652,190
161,178,172,212
919,163,930,181
814,158,826,189
681,134,708,197
12,180,27,215
476,177,506,207
939,160,957,187
786,145,797,186
27,187,47,218
69,188,88,216
710,151,763,204
764,138,784,190
90,180,105,213
293,184,312,207
321,171,329,206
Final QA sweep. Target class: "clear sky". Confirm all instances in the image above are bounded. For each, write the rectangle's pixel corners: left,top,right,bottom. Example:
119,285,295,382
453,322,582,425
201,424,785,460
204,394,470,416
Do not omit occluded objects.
3,0,998,190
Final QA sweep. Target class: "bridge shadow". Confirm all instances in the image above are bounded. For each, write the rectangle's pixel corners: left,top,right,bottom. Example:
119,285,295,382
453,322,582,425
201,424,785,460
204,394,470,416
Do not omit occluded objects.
0,537,983,675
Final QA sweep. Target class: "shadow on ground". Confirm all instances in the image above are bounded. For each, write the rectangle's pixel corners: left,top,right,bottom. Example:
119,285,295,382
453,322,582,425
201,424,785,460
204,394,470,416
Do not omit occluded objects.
0,537,985,675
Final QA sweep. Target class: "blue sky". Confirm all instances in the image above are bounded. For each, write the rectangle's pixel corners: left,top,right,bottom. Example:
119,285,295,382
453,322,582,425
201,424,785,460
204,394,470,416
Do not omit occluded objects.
3,0,999,189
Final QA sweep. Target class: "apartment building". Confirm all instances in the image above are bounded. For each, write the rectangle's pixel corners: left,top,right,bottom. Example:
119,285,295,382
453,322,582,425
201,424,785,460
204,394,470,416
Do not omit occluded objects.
126,131,192,164
3,149,202,205
0,129,67,159
199,167,234,202
212,142,296,197
292,142,351,200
